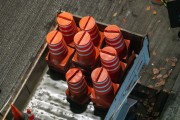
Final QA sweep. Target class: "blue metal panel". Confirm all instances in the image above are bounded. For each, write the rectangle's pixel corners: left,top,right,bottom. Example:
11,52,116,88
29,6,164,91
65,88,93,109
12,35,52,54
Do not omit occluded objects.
105,36,150,120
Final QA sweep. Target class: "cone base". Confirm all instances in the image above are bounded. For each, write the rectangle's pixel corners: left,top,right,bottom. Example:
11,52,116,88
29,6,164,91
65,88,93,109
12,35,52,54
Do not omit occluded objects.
65,86,91,105
46,46,75,73
90,83,119,109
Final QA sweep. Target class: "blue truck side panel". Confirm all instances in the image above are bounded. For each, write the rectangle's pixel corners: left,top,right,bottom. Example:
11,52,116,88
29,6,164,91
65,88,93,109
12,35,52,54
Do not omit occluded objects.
105,36,150,120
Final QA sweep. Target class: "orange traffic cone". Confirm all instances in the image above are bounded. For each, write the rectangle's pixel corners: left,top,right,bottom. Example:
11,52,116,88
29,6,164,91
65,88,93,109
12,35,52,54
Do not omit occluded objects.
27,109,38,120
57,12,78,47
46,30,75,73
65,68,91,105
72,31,100,74
79,16,101,47
100,46,125,83
11,104,24,120
104,25,128,59
90,67,119,109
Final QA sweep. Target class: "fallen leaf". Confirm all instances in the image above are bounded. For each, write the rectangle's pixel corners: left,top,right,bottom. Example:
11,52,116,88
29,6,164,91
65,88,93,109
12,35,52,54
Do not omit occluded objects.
152,51,156,56
152,76,156,79
113,12,117,17
146,6,151,11
156,74,162,79
155,79,165,87
153,10,157,15
163,74,169,79
148,85,154,88
153,68,159,74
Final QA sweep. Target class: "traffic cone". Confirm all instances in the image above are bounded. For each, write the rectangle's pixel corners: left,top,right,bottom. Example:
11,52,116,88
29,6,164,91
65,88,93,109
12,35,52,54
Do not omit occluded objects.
100,46,125,83
57,12,78,47
72,31,100,75
11,104,24,120
27,109,38,120
90,67,119,109
65,68,91,105
79,16,102,47
104,25,128,60
46,30,75,73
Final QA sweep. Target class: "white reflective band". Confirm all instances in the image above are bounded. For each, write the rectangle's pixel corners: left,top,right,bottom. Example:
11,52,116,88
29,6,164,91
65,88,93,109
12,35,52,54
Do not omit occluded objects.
105,61,121,72
93,78,111,89
106,36,123,46
101,56,117,64
49,43,64,51
91,31,99,41
48,39,63,47
62,27,77,36
69,81,86,90
76,42,93,53
59,25,76,32
93,77,109,85
50,46,67,56
70,84,86,93
77,47,94,57
94,81,112,93
68,78,83,86
89,27,98,36
75,40,91,49
102,57,120,69
114,41,125,50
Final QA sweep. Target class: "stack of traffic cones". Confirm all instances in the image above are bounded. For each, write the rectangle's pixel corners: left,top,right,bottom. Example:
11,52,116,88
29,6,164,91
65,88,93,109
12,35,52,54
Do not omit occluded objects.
45,12,135,110
100,46,126,83
79,16,104,48
104,25,130,61
90,67,119,109
65,68,91,105
57,12,78,47
45,30,75,73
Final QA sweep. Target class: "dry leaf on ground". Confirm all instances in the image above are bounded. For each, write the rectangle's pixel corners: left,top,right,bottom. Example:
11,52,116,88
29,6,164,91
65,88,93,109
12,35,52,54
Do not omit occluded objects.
113,12,117,17
148,85,154,88
155,79,165,87
156,74,162,79
163,74,169,79
153,10,157,15
153,68,159,74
